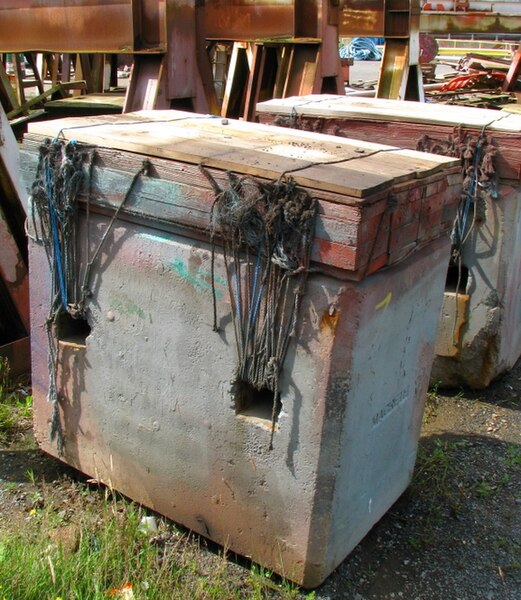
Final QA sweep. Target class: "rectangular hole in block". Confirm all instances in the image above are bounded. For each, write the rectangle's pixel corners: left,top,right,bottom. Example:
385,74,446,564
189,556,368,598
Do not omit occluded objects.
445,263,468,294
56,312,91,347
234,381,282,423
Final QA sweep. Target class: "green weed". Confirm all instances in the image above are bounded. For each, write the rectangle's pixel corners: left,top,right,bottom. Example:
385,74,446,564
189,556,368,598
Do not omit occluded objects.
0,357,33,445
26,468,36,485
506,445,521,468
0,482,310,600
475,480,494,499
414,438,460,496
412,437,470,526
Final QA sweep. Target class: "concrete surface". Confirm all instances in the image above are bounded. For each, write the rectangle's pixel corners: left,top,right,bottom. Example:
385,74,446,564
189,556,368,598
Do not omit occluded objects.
26,202,450,586
431,183,521,388
256,95,521,388
19,109,460,586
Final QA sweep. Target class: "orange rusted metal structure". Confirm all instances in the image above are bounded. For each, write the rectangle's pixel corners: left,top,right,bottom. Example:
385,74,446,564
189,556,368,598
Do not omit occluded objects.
0,0,213,113
341,0,521,36
0,0,345,114
0,0,166,53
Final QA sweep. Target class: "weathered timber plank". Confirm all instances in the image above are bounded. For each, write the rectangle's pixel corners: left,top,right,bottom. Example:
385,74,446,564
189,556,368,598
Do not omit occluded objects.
23,133,390,200
20,149,363,273
23,110,461,277
26,110,455,199
256,95,521,132
257,96,521,182
322,121,521,183
21,147,459,277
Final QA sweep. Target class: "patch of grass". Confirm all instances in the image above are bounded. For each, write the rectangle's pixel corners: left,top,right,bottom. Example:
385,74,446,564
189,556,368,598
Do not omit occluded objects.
411,437,470,526
423,382,442,422
0,357,33,446
0,358,313,598
506,445,521,468
475,480,494,499
414,438,462,497
0,480,310,600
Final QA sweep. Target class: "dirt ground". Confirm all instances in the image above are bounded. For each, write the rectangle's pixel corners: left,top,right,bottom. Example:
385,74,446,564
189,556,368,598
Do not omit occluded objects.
1,358,520,599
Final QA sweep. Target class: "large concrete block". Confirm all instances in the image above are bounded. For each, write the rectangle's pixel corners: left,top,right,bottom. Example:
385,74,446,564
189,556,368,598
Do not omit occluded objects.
257,96,521,388
22,111,458,586
431,182,521,387
28,214,449,587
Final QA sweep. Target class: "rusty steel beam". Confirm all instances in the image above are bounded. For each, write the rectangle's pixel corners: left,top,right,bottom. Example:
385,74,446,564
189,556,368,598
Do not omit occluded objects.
419,11,521,35
502,44,521,91
0,0,166,53
205,0,333,40
341,1,521,36
340,0,384,38
205,0,296,40
0,337,30,378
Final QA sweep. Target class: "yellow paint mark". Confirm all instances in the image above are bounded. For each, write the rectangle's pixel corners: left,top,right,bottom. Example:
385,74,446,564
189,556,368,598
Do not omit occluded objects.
376,292,392,311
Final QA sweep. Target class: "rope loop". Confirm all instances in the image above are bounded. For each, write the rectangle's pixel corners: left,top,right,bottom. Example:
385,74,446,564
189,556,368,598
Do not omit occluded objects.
417,126,497,254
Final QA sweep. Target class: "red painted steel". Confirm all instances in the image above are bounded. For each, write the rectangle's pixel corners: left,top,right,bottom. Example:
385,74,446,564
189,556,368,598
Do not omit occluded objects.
502,45,521,91
420,11,521,34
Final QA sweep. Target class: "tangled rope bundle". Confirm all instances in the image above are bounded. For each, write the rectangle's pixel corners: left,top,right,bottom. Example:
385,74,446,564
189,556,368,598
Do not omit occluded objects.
31,138,149,452
204,170,317,447
31,138,90,452
417,127,497,257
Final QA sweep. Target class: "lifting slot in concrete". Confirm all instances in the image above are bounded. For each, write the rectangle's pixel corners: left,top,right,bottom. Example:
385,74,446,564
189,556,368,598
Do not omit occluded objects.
55,312,91,347
445,263,469,294
234,381,281,423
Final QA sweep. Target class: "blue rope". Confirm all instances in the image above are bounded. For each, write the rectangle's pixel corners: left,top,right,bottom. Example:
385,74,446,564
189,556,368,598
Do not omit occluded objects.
343,38,383,61
234,267,242,323
46,164,68,309
456,137,483,245
248,250,264,330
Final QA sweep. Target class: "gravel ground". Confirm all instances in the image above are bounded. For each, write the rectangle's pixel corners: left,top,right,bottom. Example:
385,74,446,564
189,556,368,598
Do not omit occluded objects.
315,364,521,600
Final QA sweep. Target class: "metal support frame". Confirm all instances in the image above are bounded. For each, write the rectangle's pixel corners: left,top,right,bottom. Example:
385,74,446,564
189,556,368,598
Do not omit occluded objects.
376,0,424,101
502,44,521,92
0,0,342,116
0,103,30,376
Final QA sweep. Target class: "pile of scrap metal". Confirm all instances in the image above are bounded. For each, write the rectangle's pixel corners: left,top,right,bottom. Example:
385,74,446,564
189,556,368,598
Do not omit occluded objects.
0,104,30,376
428,45,521,108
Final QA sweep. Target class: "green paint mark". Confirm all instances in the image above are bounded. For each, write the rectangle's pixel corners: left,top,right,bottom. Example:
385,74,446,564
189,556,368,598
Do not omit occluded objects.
110,297,145,319
169,257,226,299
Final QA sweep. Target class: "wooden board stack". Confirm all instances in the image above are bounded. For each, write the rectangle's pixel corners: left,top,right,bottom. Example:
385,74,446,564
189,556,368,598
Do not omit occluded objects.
21,110,460,281
256,95,521,181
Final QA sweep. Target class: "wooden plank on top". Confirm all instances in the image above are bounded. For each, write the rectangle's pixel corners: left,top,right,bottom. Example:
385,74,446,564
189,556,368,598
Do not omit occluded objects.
26,110,452,198
27,128,388,199
256,95,521,133
26,109,200,138
45,93,125,110
27,108,452,173
209,147,390,198
160,110,457,173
